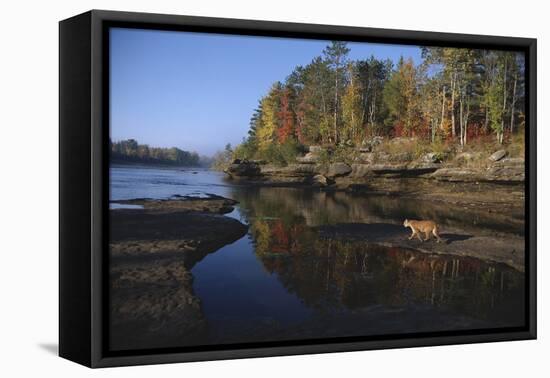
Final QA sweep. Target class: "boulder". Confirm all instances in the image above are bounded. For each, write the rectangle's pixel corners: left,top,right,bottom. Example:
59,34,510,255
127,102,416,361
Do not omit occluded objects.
296,152,319,164
422,152,441,164
326,162,352,178
225,160,261,177
312,174,329,187
489,149,507,162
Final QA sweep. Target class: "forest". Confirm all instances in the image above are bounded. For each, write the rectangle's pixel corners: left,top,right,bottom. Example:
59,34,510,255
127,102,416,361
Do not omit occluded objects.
110,139,202,166
229,42,525,165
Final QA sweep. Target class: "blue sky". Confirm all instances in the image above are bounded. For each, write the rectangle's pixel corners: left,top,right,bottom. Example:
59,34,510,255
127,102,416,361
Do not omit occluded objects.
110,28,422,156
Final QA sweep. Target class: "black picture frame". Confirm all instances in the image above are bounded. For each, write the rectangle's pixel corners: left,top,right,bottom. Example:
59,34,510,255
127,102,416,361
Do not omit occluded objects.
59,9,537,368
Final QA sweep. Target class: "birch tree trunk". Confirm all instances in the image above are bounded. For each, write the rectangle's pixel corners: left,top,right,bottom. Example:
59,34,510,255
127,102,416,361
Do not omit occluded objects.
464,100,470,145
359,90,366,132
440,86,446,135
500,57,508,144
334,64,339,144
459,94,464,147
369,89,376,128
316,69,329,143
349,69,355,141
510,71,517,134
450,71,456,138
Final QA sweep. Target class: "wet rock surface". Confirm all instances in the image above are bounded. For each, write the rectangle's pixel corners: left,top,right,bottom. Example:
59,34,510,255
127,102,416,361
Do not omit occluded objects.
432,158,524,183
110,259,207,350
223,145,525,213
110,210,248,260
316,222,524,271
109,195,248,350
114,194,239,214
312,174,329,187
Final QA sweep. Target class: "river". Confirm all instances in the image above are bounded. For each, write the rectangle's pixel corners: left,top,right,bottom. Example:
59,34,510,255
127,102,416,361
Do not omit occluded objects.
110,165,525,348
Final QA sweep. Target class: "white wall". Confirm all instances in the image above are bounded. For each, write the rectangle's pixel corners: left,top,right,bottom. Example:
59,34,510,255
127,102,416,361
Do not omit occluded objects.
1,0,546,376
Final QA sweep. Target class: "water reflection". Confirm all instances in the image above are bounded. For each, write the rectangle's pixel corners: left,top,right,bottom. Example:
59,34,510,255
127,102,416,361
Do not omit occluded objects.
228,186,525,333
233,186,524,235
109,168,525,350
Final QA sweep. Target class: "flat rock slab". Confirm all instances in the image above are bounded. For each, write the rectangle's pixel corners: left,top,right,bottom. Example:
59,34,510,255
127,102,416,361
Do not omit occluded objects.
110,258,207,350
110,210,248,263
109,196,249,351
316,222,524,271
114,194,238,214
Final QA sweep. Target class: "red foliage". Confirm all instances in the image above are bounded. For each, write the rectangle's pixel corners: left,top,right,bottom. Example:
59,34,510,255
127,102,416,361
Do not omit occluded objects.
271,220,289,250
466,123,488,141
277,88,295,143
391,122,405,138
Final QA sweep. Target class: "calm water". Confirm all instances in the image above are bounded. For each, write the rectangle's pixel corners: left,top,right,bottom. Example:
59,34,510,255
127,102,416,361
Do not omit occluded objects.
110,166,525,347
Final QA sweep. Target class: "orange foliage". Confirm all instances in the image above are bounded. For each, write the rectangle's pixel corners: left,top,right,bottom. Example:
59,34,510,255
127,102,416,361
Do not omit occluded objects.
277,88,295,143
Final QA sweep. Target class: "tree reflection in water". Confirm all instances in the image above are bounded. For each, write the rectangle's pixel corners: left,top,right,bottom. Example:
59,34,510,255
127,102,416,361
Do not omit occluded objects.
235,186,524,331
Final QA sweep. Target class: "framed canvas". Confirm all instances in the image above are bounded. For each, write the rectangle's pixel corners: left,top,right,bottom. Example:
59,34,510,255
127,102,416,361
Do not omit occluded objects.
59,10,536,368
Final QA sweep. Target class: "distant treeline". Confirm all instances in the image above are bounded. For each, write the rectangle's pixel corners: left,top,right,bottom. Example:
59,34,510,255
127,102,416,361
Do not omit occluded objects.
230,42,525,164
110,139,201,166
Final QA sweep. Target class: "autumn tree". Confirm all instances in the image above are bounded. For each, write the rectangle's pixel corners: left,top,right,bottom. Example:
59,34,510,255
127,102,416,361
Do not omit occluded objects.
277,86,295,143
232,42,525,165
341,63,363,143
356,57,392,136
256,83,282,151
383,57,421,136
290,57,332,144
323,41,350,144
419,73,445,142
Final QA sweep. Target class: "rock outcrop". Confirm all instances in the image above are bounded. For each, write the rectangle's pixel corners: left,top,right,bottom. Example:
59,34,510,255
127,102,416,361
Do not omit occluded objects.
312,174,329,187
114,194,239,214
223,144,524,188
431,158,524,183
489,149,508,162
109,195,249,350
326,162,352,178
225,159,261,178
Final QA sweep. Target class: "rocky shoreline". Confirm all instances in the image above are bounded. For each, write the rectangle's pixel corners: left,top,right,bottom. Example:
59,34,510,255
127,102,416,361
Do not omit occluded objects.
225,141,525,211
316,222,524,272
109,195,248,350
107,188,524,348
